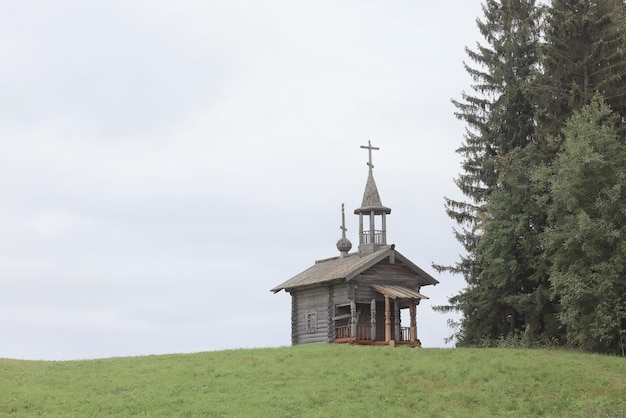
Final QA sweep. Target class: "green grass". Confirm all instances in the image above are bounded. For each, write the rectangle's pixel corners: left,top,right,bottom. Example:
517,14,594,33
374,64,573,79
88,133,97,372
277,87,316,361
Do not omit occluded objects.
1,345,624,417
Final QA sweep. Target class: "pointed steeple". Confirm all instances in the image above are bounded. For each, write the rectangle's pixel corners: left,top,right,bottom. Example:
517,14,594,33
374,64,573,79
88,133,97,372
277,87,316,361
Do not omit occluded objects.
355,140,391,214
358,169,391,213
354,140,391,256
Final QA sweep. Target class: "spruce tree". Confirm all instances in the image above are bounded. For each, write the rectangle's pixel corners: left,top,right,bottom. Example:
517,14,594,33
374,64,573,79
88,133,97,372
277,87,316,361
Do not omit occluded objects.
440,0,626,349
541,98,626,355
437,0,542,345
539,0,626,139
532,0,626,350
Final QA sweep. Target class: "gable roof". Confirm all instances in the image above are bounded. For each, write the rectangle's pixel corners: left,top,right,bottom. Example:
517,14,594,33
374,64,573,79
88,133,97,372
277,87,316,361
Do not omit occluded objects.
271,245,438,293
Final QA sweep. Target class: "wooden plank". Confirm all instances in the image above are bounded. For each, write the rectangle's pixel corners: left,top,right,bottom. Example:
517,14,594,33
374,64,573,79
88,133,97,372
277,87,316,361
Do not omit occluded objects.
394,300,400,342
410,302,416,343
385,295,391,342
370,299,376,341
354,260,424,301
350,301,357,338
291,293,298,345
370,284,428,300
327,284,334,342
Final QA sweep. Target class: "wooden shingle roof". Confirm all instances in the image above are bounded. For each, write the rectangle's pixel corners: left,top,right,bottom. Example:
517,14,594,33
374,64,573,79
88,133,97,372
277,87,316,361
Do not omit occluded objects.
370,284,429,300
271,245,438,293
354,170,391,215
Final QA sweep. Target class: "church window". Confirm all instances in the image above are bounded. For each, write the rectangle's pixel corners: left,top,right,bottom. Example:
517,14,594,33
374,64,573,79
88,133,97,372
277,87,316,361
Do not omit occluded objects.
305,310,317,333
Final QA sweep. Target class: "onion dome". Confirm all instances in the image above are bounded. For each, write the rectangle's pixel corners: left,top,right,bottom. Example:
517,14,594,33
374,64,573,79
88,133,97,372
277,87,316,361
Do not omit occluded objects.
336,203,352,257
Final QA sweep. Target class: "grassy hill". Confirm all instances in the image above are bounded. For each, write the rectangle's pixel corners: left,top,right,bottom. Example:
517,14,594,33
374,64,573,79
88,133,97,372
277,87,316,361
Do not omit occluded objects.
1,344,624,417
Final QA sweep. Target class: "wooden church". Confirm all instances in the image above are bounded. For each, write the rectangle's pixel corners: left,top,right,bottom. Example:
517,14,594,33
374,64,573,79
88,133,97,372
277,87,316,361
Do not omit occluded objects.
271,141,439,347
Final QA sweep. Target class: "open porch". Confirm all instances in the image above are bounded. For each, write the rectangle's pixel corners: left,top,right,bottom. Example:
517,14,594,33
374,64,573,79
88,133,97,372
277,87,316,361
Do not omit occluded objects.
332,284,427,348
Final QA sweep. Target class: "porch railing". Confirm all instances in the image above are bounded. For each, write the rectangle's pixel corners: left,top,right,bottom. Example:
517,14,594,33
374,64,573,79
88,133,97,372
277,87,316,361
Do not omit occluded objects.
337,325,414,342
335,325,372,340
357,325,371,340
400,327,410,341
336,325,351,339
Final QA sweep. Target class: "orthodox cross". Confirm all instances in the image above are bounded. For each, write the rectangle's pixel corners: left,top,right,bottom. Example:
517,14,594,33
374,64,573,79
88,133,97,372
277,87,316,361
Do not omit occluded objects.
360,140,379,172
340,203,347,238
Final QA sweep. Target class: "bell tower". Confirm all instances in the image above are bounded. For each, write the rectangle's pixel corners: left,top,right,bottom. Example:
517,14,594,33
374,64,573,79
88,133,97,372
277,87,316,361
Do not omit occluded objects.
354,140,391,256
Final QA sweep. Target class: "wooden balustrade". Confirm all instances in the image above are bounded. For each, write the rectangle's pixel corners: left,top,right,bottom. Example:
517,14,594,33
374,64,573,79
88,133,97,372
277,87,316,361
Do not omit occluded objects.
336,325,351,339
336,325,417,345
357,325,371,340
400,327,410,341
336,325,373,340
361,230,385,244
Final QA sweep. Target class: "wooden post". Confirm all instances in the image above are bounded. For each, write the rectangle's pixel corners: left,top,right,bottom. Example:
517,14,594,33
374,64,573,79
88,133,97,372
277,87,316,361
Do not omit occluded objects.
369,210,375,243
384,296,391,343
410,301,416,344
358,213,363,244
350,301,357,339
394,300,400,342
381,213,387,244
370,299,377,341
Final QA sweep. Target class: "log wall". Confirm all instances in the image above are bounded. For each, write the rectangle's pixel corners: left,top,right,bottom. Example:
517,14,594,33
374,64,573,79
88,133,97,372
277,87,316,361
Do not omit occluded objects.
354,259,420,302
290,286,331,344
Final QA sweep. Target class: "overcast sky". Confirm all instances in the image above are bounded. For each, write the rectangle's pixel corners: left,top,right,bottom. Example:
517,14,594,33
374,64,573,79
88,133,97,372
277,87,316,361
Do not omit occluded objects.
1,1,483,360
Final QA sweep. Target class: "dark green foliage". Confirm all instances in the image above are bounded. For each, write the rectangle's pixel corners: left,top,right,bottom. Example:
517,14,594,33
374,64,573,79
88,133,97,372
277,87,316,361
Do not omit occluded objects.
541,99,626,355
441,0,626,354
472,145,559,344
437,0,545,345
540,0,626,138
